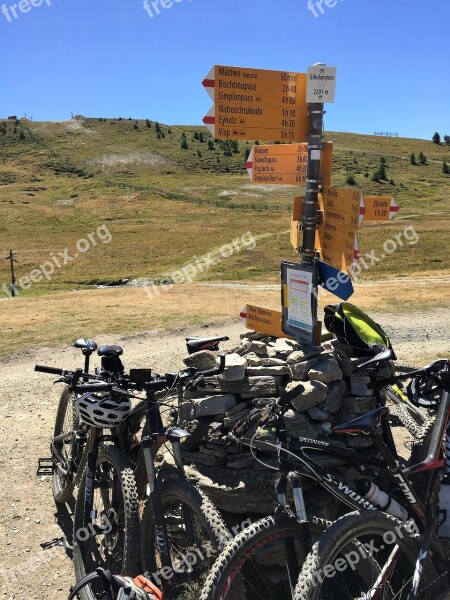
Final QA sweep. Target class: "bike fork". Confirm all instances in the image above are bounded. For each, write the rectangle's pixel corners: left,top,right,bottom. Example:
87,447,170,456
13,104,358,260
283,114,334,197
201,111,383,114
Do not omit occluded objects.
141,435,174,576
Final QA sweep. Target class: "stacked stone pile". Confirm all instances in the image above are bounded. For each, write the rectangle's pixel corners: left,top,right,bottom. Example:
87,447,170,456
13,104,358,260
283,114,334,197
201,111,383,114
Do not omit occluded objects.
176,331,393,520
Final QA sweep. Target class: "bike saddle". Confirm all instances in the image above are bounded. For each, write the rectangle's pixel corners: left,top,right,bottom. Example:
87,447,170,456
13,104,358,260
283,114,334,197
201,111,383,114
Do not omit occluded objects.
356,347,396,371
185,336,229,354
74,338,98,354
333,406,389,435
97,345,124,358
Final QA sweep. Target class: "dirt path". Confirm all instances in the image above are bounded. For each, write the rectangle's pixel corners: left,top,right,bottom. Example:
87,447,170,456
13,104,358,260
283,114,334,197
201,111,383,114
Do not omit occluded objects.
0,312,448,598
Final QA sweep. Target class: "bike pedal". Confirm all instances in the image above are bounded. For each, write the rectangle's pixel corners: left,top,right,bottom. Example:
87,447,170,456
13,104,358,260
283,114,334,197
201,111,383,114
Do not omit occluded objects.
36,457,53,476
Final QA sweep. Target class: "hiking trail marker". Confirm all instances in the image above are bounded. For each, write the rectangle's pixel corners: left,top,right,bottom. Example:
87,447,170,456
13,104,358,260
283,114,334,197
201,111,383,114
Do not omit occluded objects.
246,142,333,187
202,65,309,142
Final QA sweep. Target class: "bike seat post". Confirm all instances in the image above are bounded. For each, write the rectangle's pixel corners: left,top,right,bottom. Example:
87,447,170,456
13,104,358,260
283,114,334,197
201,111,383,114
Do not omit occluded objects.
372,420,399,467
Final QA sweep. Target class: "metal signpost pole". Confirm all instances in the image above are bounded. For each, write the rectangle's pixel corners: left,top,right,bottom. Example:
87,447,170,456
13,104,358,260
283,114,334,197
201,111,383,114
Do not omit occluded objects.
301,101,324,264
5,249,17,297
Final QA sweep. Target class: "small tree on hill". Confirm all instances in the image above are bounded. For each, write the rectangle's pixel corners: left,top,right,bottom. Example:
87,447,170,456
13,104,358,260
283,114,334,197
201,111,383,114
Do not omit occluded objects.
146,119,151,128
155,122,161,134
443,162,450,175
410,153,417,165
181,137,188,150
194,131,199,140
199,132,204,143
418,152,427,165
444,135,450,145
346,174,356,186
208,140,214,150
432,132,441,145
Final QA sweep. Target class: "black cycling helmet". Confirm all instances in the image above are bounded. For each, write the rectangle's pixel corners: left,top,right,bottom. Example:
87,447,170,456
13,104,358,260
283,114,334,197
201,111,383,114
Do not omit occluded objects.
407,359,450,409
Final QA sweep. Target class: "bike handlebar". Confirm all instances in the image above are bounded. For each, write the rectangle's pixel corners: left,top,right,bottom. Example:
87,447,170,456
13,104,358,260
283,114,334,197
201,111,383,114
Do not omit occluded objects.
35,365,66,375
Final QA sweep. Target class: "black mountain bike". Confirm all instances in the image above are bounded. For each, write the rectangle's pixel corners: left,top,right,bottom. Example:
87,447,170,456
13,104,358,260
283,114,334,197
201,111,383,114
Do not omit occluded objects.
199,350,442,600
294,360,450,600
108,354,231,600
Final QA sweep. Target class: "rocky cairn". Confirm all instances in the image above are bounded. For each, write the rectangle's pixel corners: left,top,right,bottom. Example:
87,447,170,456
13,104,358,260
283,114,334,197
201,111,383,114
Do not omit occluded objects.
177,331,393,521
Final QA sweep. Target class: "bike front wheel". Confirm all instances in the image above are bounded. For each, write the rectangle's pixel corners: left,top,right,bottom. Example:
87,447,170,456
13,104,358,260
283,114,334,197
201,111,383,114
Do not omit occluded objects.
199,513,324,600
73,444,141,600
52,386,80,503
294,510,439,600
141,477,230,600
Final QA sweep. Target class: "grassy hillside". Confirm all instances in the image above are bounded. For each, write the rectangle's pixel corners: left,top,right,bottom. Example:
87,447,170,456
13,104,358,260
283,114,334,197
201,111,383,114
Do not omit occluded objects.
0,116,449,298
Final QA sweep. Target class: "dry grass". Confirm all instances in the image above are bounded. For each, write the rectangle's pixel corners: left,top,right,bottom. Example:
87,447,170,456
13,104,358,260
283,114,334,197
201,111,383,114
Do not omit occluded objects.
2,280,449,358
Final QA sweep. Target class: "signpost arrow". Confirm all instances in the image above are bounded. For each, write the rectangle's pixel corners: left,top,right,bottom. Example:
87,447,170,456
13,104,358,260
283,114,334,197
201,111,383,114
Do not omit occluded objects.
360,196,399,222
245,142,333,187
202,65,309,142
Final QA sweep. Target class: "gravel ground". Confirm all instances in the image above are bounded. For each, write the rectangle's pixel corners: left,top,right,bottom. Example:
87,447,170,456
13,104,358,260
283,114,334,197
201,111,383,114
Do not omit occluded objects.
0,311,448,599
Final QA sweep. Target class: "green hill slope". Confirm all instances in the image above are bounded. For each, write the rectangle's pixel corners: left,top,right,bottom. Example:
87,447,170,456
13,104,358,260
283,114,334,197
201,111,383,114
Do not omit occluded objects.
0,117,449,297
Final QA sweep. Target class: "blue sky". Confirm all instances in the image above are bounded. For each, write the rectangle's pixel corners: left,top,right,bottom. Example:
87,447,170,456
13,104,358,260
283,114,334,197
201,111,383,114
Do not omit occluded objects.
1,0,448,140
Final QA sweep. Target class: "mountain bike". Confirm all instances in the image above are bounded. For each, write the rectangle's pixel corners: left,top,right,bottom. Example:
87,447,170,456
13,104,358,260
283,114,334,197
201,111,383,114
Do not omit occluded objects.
37,339,127,503
35,360,142,598
108,354,231,600
294,359,450,600
199,351,444,600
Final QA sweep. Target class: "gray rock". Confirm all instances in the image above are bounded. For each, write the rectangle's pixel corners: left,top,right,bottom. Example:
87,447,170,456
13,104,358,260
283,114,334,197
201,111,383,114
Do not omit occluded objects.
226,455,255,469
182,450,226,466
246,365,290,376
306,406,330,421
181,394,237,419
317,422,332,437
350,376,372,396
220,353,247,381
199,445,227,458
249,340,268,356
181,417,220,449
223,408,251,429
287,347,323,364
274,338,297,356
319,380,346,413
342,395,376,414
260,357,288,367
289,380,328,412
236,341,252,356
251,397,278,408
290,356,323,381
183,350,218,370
183,463,277,513
226,401,250,417
245,352,262,366
308,358,343,383
200,375,280,398
266,346,278,357
284,410,318,439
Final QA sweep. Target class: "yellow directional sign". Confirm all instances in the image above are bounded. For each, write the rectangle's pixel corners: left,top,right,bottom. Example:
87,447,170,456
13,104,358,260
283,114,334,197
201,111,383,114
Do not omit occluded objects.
316,187,362,274
203,65,309,142
246,142,333,186
242,304,291,339
362,196,399,222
